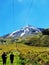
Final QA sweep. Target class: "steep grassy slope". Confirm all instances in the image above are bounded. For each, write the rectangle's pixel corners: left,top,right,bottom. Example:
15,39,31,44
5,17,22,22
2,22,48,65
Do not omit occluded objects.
0,34,49,47
0,34,49,65
0,43,49,65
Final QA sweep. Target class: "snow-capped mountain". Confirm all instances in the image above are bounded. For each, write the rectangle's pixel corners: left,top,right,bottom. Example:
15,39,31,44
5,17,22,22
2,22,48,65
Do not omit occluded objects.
3,25,44,38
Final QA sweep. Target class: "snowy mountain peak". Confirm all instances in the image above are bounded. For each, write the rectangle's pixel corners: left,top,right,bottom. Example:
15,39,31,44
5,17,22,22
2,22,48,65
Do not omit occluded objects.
22,25,36,29
3,25,42,38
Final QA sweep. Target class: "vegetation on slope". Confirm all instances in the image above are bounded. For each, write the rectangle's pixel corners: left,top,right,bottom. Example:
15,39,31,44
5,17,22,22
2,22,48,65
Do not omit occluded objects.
0,33,49,65
42,28,49,35
0,43,49,65
0,34,49,47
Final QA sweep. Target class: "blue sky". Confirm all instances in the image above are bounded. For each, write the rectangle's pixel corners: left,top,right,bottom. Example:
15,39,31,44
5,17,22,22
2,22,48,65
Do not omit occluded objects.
0,0,49,36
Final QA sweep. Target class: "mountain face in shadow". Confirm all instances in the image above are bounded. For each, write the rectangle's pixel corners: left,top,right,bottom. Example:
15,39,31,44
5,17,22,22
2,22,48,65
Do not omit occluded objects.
42,29,49,35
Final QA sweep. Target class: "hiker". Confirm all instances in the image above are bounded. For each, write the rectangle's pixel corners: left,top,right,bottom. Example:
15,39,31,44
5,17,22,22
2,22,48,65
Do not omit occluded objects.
10,52,14,65
2,52,7,65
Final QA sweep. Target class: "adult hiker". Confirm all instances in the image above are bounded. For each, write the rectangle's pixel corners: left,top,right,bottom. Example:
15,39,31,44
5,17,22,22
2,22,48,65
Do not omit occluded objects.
10,52,14,65
2,52,7,65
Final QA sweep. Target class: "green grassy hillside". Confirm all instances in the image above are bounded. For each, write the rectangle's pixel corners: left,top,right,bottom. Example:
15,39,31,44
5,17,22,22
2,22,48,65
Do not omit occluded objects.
0,34,49,47
0,34,49,65
0,43,49,65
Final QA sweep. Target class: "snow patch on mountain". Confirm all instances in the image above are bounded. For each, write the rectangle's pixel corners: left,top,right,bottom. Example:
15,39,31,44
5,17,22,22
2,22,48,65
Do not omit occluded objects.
7,25,41,38
3,25,43,38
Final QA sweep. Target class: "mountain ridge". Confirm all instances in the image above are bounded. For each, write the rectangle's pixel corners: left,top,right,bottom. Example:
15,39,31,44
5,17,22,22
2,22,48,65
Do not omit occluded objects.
2,25,45,38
